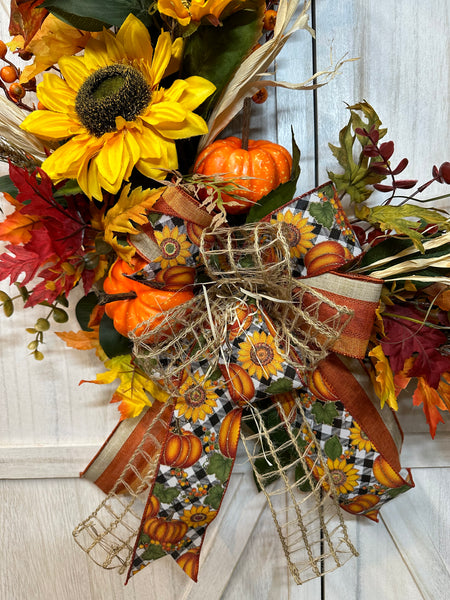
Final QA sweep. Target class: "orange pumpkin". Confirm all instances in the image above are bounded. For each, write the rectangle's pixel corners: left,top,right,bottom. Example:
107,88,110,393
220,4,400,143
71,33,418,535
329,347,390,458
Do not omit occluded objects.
218,407,242,458
142,517,188,544
373,455,407,489
342,494,380,522
193,136,292,214
143,495,161,519
154,265,196,291
304,240,352,276
161,430,203,468
219,363,255,406
307,367,338,402
103,256,193,337
176,548,200,581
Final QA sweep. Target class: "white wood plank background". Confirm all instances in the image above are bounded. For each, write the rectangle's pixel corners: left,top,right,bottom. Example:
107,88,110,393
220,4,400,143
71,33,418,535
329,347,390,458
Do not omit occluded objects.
1,1,449,599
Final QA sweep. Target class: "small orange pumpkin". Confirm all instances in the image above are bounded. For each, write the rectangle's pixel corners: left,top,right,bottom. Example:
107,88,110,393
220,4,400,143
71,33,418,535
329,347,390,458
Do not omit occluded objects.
161,429,203,468
193,136,292,214
304,240,352,276
103,256,193,337
142,517,188,544
154,265,196,291
176,548,200,581
218,407,242,458
219,363,255,406
373,455,407,489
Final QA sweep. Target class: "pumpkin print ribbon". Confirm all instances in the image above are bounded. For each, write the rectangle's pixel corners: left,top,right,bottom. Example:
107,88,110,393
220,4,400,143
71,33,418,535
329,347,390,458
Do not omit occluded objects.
76,183,413,583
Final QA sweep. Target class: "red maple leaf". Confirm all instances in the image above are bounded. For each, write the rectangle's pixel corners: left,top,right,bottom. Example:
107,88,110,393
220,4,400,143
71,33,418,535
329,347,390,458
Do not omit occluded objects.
381,304,450,387
0,243,42,284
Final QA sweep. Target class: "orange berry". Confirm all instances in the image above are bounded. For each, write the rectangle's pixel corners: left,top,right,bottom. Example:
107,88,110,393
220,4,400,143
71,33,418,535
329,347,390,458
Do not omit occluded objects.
263,9,277,30
9,82,25,101
252,87,268,104
0,41,7,59
1,65,17,83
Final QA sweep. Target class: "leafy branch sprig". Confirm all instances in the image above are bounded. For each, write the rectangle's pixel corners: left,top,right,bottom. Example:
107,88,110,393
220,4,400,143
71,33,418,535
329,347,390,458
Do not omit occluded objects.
355,126,417,204
0,283,69,360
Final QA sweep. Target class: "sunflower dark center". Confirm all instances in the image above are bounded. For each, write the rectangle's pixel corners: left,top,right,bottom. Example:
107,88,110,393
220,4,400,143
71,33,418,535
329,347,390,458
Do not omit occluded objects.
75,64,151,137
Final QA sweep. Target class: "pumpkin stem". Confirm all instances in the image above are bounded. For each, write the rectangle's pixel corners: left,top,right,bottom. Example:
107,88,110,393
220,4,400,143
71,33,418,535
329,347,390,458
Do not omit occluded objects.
97,290,137,305
241,97,252,151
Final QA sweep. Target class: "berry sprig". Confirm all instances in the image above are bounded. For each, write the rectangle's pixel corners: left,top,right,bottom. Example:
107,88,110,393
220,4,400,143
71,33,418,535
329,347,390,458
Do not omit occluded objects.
0,39,35,111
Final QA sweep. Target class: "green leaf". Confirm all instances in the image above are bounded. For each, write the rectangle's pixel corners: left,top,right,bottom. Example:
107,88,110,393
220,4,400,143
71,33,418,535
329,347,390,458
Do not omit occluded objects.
251,456,280,491
385,483,412,499
75,292,98,331
246,129,301,223
2,298,13,317
152,482,180,504
52,308,69,323
206,452,233,483
265,377,293,396
41,0,152,29
182,2,264,120
311,401,339,426
0,174,18,196
324,435,342,461
141,544,166,561
98,313,132,358
309,201,336,229
204,484,224,509
54,180,84,198
328,101,388,204
138,533,151,545
295,462,313,492
355,203,450,252
207,366,223,383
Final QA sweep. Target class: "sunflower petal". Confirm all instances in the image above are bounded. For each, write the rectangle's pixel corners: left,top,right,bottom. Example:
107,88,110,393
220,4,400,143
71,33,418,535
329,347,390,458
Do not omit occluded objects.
84,37,111,71
116,14,153,63
59,56,91,91
157,0,191,26
151,31,173,86
38,73,77,115
165,76,216,110
21,110,81,141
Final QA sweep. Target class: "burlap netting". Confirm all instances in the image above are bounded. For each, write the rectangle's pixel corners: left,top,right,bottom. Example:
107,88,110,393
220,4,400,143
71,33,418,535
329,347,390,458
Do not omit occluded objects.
73,222,358,583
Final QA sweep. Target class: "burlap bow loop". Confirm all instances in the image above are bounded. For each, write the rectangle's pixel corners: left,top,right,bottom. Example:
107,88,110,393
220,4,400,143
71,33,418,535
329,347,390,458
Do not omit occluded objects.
131,221,354,393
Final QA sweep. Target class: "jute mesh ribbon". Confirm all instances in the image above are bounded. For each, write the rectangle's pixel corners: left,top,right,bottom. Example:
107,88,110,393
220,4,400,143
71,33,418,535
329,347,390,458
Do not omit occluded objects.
73,221,357,580
72,399,174,573
132,223,353,388
241,396,358,584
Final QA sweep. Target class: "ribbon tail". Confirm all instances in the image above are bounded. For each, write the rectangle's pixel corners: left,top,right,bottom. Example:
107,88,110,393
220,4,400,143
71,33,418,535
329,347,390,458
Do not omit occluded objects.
73,399,175,572
126,395,243,582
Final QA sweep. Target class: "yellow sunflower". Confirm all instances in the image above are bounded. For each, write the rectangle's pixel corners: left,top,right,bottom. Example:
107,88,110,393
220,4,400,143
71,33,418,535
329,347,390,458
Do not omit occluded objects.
348,422,375,453
154,225,192,268
176,372,219,422
272,210,315,258
317,457,359,495
158,0,243,27
20,14,215,200
238,330,283,380
180,505,217,528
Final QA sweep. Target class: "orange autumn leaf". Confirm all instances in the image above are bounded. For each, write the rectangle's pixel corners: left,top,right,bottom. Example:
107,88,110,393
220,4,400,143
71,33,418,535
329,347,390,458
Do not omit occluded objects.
9,0,47,46
368,344,398,410
413,376,447,438
0,192,41,244
55,328,100,352
393,355,415,396
19,14,92,84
